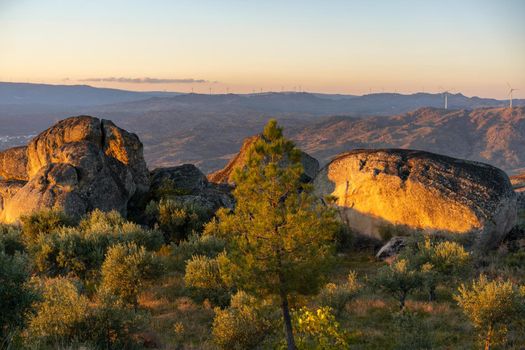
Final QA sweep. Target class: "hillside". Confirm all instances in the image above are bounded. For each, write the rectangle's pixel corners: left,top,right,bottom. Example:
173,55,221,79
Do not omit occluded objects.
293,107,525,174
2,83,525,173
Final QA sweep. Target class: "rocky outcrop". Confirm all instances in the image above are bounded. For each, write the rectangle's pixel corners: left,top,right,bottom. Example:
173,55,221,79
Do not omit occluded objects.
0,146,28,181
314,149,517,247
0,116,149,223
207,135,319,184
150,164,233,212
376,236,407,260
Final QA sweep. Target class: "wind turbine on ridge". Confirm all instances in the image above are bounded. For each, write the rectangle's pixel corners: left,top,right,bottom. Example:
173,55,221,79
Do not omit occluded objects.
439,86,454,110
507,83,518,108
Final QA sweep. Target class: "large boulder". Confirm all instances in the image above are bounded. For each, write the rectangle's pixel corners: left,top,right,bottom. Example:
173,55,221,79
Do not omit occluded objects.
0,116,149,223
150,164,233,212
0,146,28,181
207,135,319,185
314,149,517,247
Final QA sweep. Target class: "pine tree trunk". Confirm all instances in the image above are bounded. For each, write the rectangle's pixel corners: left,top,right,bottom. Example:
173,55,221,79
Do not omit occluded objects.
399,292,406,310
429,286,436,302
280,292,297,350
484,324,493,350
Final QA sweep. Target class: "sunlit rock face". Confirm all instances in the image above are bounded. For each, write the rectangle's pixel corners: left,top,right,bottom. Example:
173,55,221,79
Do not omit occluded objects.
314,149,517,247
207,135,319,185
0,146,28,181
0,116,149,223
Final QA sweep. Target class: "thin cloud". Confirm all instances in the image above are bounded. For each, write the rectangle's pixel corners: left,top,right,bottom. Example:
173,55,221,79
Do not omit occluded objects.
78,77,210,84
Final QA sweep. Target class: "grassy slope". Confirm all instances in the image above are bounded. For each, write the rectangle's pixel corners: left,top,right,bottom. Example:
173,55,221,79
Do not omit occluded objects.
139,249,501,349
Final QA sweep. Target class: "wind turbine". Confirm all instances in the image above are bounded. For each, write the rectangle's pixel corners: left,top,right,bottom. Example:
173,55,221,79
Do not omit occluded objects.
439,87,454,109
507,83,518,108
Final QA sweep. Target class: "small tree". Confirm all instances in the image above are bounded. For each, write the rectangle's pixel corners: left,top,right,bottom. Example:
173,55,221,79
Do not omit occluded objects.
373,259,422,310
99,242,161,308
213,120,337,349
454,275,523,350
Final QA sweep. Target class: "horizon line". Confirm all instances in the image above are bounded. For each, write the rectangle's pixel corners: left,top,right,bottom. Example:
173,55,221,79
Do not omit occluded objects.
0,80,520,101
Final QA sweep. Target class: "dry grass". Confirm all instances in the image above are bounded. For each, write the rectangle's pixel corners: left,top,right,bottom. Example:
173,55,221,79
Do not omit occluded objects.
133,247,522,349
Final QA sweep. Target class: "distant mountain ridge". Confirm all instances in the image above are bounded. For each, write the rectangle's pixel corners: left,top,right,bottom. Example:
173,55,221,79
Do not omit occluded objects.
293,106,525,174
1,82,525,174
0,82,181,106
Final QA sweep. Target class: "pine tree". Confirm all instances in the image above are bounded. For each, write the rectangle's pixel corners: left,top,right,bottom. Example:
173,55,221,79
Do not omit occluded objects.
213,120,337,349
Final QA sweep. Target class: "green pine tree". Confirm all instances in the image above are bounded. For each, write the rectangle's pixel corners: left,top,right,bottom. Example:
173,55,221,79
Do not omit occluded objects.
212,119,337,350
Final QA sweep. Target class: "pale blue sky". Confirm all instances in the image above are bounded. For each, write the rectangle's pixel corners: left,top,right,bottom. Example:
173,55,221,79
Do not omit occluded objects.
0,0,524,97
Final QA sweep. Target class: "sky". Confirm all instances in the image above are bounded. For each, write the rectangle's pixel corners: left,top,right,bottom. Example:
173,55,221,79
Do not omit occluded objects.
0,0,524,98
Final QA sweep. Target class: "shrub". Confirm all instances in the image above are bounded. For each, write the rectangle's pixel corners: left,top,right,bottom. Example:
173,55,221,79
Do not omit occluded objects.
99,242,163,308
0,224,24,255
317,271,361,313
20,209,73,246
291,306,349,350
26,277,90,347
454,275,524,349
153,178,192,199
399,236,470,301
171,233,225,271
86,294,149,350
146,199,208,243
212,291,279,350
184,253,230,306
31,210,163,281
0,248,37,344
373,258,422,310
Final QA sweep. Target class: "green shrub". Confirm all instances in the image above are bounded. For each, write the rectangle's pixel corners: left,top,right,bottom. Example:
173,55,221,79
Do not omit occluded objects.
99,242,163,308
26,277,90,347
184,253,230,306
317,271,361,313
30,210,163,281
146,199,208,243
86,294,149,350
212,291,279,350
20,210,73,246
400,236,470,301
290,306,349,350
153,178,192,199
373,258,422,310
454,275,525,349
0,247,37,344
0,224,24,255
171,232,225,271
